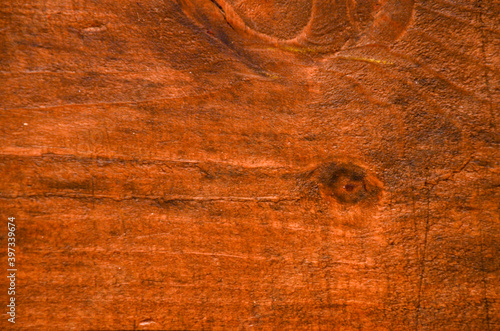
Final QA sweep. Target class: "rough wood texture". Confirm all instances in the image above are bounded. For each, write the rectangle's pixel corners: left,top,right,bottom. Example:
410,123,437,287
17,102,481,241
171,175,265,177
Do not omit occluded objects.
0,0,499,330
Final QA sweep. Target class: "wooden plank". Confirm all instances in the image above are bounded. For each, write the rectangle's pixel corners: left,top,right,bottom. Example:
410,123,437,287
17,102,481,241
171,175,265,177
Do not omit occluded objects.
0,0,498,329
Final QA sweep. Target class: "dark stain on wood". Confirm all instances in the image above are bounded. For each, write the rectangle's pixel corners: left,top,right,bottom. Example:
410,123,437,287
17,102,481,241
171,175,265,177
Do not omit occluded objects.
317,161,383,205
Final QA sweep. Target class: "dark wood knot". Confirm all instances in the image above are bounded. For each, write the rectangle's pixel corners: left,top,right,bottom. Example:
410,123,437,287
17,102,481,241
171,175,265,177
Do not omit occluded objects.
317,161,383,205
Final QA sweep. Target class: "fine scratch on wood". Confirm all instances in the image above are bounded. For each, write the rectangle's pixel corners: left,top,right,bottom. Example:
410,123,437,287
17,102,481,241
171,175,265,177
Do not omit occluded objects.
414,186,432,331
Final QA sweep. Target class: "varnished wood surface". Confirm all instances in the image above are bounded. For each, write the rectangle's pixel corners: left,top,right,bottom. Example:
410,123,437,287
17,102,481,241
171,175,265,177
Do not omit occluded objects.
0,0,499,329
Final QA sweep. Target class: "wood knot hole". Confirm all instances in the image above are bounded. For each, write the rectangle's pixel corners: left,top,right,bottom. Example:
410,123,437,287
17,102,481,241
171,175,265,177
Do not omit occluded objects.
317,161,383,205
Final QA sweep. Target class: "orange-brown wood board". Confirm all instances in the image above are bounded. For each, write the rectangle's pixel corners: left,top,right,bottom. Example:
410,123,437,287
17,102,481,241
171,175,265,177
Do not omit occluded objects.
0,0,499,330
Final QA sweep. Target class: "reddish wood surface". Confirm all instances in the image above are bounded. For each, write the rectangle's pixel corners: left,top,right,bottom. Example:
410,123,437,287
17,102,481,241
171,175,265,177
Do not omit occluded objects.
0,0,499,330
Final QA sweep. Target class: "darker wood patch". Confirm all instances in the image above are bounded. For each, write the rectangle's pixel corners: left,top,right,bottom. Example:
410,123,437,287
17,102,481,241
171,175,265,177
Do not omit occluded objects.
316,161,383,206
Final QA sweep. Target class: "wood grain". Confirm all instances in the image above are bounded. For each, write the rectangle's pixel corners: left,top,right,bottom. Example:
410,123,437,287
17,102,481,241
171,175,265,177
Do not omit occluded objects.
0,0,498,329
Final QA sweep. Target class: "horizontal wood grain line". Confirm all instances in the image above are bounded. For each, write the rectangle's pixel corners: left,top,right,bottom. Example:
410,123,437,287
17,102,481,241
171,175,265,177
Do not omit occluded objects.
0,153,296,169
18,248,378,266
0,193,299,202
0,155,302,200
0,95,220,111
